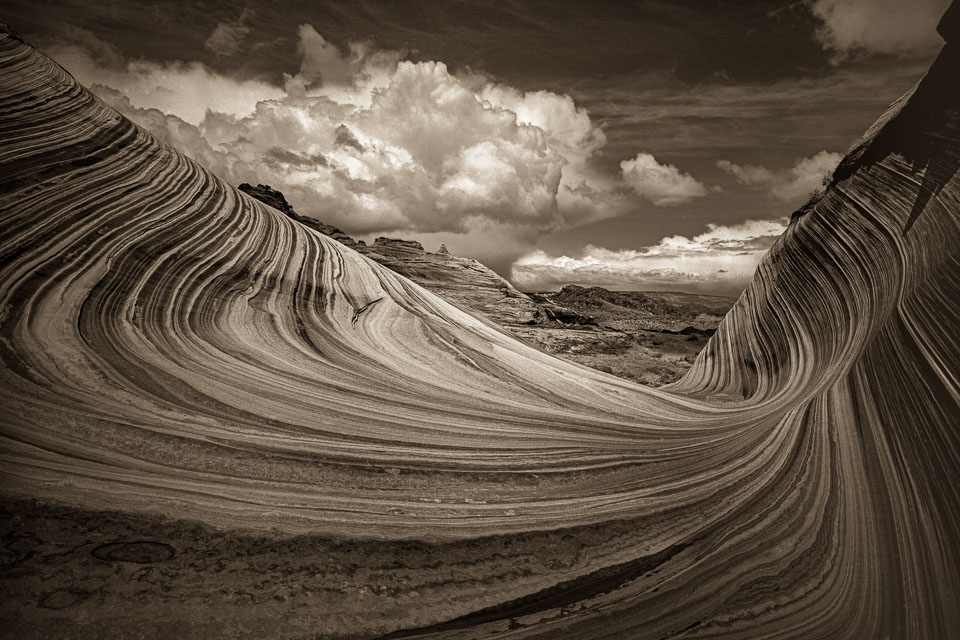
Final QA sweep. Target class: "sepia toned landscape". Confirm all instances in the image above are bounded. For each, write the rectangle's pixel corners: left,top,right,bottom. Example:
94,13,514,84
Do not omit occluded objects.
1,1,959,638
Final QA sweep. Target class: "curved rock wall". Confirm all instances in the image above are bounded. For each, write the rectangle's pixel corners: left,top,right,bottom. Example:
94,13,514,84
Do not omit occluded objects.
1,18,958,640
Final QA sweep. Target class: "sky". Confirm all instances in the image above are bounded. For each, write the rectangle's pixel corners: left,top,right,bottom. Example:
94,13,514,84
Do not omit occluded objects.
4,0,950,296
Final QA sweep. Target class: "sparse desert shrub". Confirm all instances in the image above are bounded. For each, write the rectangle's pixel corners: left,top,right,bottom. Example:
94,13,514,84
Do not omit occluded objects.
807,172,834,201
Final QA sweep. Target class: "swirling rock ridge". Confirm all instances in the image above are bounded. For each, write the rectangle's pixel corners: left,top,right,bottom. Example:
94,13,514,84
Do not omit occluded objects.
0,9,958,639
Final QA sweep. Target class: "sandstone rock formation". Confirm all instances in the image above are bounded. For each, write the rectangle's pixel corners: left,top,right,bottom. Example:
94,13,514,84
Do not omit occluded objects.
238,182,365,249
360,235,545,327
234,184,714,385
1,8,958,639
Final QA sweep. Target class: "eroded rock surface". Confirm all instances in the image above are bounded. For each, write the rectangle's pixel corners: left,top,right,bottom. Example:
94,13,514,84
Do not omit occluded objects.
237,184,699,384
238,182,551,327
1,10,959,639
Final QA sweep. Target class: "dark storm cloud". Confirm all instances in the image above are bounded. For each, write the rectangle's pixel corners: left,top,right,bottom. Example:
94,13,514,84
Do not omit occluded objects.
4,1,833,84
204,8,255,57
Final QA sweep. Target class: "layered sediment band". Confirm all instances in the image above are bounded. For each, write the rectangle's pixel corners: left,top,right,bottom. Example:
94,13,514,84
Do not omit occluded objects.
1,20,958,639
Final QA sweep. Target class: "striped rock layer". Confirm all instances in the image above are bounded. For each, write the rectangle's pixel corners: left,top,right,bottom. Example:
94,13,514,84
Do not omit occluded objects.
1,18,958,640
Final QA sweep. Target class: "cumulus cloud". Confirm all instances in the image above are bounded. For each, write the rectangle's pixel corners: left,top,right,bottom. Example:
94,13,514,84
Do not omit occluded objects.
478,83,622,222
92,85,258,183
620,153,712,206
44,23,747,281
204,9,255,57
716,151,842,202
806,0,949,59
511,219,787,295
58,24,621,241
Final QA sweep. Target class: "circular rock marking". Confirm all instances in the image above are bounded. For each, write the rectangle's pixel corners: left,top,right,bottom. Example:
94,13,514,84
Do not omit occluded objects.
91,541,175,563
39,590,78,609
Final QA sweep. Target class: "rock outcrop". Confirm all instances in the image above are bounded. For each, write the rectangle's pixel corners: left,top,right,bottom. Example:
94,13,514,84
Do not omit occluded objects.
238,183,364,248
1,7,958,639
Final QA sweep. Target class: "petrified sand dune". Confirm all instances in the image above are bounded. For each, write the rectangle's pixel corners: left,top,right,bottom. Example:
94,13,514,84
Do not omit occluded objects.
1,12,958,640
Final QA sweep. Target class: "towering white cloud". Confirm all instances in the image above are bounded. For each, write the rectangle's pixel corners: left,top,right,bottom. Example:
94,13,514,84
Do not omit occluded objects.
717,151,842,202
57,25,622,238
620,153,712,206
